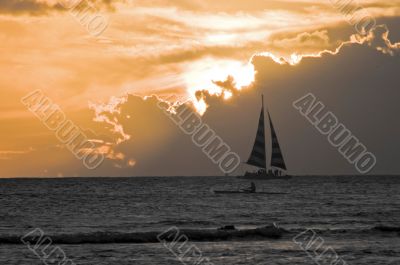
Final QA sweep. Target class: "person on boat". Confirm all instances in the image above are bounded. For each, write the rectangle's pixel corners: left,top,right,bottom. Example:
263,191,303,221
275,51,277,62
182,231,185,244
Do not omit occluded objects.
250,182,256,193
242,182,256,193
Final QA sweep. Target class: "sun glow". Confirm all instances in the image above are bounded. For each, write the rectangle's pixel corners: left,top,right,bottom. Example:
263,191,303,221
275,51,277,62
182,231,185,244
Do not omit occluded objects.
192,97,208,116
183,58,255,114
223,90,233,100
183,26,400,115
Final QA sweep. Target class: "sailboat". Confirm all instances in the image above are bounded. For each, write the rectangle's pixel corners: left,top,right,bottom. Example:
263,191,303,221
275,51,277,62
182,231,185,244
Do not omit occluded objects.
239,95,291,180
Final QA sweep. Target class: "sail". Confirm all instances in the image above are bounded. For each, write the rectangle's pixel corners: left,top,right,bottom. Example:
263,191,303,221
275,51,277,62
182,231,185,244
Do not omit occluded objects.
268,111,287,170
247,99,267,169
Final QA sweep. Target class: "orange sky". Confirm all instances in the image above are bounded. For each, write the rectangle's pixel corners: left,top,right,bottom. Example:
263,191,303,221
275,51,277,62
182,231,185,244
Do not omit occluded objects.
0,0,399,177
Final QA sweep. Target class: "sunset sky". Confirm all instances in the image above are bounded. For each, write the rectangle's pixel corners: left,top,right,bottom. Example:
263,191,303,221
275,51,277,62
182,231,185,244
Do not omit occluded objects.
0,0,399,177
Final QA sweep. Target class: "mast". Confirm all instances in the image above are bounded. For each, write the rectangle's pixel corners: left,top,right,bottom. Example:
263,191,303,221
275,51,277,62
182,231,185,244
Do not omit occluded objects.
262,94,264,110
247,95,267,169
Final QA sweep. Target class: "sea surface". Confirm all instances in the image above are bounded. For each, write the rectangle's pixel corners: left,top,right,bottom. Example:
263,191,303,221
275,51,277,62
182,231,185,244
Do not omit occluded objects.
0,176,399,265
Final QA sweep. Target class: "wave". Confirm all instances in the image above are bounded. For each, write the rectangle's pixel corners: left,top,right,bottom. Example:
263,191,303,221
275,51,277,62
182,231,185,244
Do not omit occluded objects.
285,225,400,236
3,225,398,245
1,225,284,245
158,219,218,226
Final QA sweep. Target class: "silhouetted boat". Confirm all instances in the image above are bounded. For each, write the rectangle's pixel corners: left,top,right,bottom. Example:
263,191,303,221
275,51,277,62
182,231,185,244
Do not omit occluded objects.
213,190,287,195
239,95,291,180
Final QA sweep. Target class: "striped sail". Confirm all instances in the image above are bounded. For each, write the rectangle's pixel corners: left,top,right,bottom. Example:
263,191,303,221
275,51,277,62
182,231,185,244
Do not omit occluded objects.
247,102,267,169
268,111,287,170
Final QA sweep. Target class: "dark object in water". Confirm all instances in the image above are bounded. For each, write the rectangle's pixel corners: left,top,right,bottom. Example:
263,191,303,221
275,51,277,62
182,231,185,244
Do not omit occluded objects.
373,225,400,232
213,190,287,195
218,225,236,231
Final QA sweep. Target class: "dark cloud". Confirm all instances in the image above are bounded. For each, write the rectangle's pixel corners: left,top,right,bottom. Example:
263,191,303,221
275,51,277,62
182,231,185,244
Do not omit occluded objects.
0,0,53,15
377,17,400,42
365,25,400,55
99,28,400,176
0,0,114,15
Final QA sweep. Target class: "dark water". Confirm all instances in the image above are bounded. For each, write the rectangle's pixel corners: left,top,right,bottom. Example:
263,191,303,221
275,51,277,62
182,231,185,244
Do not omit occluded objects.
0,176,399,264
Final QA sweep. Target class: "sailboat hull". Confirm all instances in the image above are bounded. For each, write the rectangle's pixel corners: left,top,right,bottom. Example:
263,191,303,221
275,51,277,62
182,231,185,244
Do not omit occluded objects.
238,172,292,180
214,190,287,194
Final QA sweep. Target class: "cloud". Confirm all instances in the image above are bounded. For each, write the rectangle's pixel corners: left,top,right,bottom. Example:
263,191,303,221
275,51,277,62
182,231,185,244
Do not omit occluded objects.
0,149,34,160
0,1,398,113
0,0,114,15
89,26,400,176
187,25,399,111
0,0,55,14
0,0,400,177
269,30,331,54
361,25,400,55
89,95,131,144
2,26,398,177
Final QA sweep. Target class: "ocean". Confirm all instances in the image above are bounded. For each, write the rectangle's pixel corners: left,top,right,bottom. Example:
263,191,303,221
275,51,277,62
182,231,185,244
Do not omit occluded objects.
0,176,399,265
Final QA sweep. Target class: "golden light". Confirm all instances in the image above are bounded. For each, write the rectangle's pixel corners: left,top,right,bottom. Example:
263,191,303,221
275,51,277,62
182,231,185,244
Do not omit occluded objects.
193,97,208,116
223,90,233,100
128,159,136,167
183,58,255,114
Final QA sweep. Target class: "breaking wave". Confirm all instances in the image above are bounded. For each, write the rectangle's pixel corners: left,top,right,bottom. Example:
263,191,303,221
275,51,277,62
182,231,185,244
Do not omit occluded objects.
1,225,283,245
1,225,398,245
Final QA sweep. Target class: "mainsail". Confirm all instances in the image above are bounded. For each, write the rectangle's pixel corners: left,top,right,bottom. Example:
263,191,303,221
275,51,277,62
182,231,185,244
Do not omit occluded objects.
268,111,287,170
247,97,267,169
